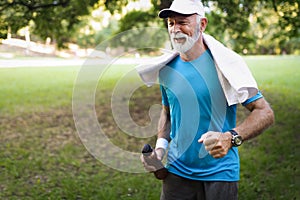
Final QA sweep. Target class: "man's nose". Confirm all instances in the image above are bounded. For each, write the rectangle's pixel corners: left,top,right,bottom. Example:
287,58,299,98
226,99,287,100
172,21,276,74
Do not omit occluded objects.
170,23,181,33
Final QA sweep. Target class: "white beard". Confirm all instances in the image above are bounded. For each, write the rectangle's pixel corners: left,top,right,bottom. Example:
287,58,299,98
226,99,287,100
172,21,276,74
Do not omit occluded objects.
170,28,201,54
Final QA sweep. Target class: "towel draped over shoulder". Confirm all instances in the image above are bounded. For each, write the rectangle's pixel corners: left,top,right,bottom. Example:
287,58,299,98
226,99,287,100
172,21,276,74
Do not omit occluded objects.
135,33,258,106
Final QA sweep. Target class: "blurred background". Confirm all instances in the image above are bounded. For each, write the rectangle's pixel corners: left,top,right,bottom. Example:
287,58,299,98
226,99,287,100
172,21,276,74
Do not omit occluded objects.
0,0,299,58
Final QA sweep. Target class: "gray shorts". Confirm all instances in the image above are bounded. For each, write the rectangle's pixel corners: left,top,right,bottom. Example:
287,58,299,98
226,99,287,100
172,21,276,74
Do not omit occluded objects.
160,173,238,200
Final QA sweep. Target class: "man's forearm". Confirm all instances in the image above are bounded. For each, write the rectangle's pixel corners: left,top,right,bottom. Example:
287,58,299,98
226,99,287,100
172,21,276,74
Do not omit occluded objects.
235,98,275,141
157,105,171,142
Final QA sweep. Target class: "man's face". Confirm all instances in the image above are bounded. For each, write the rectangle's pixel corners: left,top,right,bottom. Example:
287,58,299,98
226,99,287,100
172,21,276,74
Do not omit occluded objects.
167,14,201,54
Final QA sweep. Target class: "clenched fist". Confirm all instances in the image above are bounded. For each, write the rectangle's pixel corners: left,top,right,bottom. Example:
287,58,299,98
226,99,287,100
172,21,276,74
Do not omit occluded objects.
198,131,232,158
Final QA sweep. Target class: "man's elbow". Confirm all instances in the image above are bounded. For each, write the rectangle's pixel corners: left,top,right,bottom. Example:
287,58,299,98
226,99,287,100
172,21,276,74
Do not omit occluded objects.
265,104,275,127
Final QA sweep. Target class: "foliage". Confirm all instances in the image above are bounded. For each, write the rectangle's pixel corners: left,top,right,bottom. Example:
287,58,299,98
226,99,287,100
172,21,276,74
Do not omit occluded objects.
0,0,98,48
109,10,168,52
0,0,299,53
104,0,299,54
71,12,119,49
208,1,257,52
104,0,130,14
0,15,8,38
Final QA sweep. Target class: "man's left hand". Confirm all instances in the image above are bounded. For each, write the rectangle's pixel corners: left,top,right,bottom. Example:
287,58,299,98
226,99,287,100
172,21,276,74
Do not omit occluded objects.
198,131,232,158
140,149,165,172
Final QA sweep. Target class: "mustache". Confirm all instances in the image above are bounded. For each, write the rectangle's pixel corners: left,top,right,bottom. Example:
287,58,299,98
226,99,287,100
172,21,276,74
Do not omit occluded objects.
171,32,188,39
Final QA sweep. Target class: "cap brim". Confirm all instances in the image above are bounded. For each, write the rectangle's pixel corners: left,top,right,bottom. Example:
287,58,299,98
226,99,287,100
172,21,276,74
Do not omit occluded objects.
158,9,196,18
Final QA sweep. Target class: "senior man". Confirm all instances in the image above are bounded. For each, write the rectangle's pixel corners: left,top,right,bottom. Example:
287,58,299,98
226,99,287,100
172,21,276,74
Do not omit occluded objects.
139,0,275,199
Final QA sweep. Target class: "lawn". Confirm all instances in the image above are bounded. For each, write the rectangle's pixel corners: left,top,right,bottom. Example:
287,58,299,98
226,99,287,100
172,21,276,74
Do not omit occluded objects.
0,55,299,199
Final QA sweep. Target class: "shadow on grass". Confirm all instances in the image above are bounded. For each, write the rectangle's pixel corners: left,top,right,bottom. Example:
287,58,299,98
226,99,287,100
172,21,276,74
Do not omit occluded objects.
0,85,299,199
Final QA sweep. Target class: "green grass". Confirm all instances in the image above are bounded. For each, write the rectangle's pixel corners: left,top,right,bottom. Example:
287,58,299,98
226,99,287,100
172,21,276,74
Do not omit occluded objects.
239,56,300,199
0,67,79,114
0,55,299,199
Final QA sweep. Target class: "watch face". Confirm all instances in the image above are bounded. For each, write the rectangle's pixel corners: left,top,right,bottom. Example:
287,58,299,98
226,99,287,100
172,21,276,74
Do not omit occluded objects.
234,136,243,146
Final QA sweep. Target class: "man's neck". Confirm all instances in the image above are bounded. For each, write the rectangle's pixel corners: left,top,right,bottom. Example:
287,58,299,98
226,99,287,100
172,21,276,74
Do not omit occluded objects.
179,37,207,62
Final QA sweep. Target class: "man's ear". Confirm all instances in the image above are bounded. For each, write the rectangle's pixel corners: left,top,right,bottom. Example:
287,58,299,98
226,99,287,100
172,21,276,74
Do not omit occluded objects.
200,18,208,32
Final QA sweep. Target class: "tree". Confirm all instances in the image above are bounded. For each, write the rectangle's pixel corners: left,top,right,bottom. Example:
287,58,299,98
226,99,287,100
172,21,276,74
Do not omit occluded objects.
104,1,171,53
209,0,299,54
2,0,298,54
104,0,299,54
0,0,99,48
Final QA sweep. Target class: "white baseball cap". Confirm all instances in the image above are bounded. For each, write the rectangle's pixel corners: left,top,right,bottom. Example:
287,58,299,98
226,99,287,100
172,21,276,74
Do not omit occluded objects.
158,0,205,18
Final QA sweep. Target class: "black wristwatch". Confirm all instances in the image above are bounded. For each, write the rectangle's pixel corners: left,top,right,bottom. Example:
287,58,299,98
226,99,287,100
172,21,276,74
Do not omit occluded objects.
229,129,243,147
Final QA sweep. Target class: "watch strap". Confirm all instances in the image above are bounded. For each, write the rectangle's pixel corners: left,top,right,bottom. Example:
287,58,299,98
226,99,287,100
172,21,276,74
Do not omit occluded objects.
229,129,243,147
228,129,239,136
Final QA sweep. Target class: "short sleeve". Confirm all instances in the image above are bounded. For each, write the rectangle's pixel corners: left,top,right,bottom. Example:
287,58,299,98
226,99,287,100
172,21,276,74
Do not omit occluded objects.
242,91,263,106
160,85,169,106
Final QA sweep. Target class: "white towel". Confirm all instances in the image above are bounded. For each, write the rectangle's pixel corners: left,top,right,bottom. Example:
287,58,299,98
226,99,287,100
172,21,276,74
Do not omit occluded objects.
135,50,179,87
135,33,258,106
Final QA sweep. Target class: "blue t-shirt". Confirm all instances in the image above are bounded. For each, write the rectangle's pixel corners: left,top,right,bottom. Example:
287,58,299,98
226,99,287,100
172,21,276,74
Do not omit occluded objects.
159,50,262,181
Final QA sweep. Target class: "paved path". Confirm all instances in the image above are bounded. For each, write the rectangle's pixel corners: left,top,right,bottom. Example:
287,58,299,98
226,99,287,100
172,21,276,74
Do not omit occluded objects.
0,57,153,68
0,58,85,68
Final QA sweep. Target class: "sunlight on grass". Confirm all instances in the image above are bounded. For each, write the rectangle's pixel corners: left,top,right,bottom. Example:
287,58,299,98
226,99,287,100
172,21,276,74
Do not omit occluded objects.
0,56,299,199
0,67,80,114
